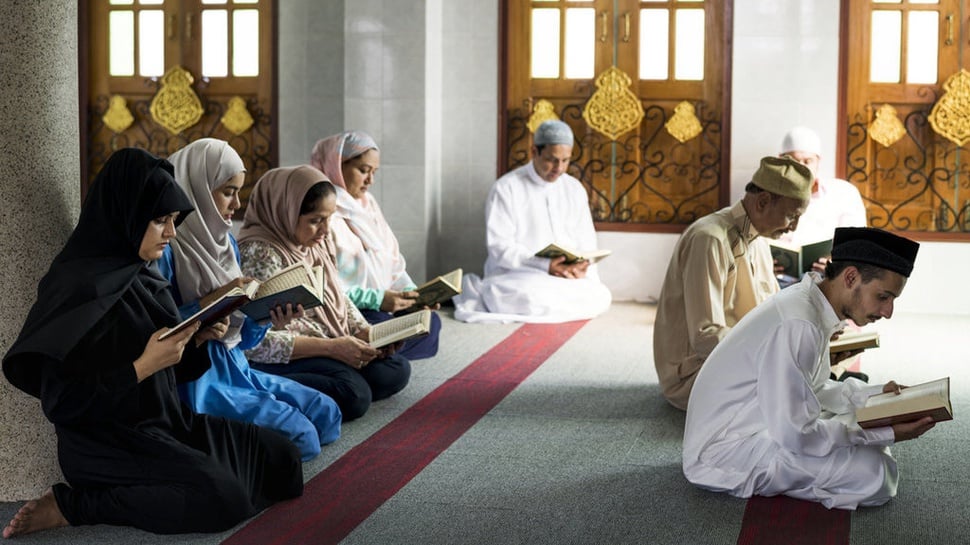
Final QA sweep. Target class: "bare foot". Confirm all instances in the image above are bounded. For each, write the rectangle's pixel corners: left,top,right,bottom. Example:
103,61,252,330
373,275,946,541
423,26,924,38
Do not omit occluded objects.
2,488,69,538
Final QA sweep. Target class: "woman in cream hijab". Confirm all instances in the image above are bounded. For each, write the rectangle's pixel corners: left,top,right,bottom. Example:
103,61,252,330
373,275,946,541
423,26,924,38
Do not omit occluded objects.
159,138,341,460
310,131,440,359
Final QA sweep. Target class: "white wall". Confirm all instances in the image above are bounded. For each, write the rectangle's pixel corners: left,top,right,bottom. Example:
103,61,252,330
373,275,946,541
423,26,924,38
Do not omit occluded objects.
278,0,970,315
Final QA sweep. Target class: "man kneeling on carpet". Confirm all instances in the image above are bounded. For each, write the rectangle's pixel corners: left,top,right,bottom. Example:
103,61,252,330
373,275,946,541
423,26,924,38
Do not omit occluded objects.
682,227,936,509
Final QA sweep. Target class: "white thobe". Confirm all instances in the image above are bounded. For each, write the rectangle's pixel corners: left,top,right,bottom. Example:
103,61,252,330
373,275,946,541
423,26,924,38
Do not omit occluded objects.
453,162,611,323
778,177,867,246
683,274,898,510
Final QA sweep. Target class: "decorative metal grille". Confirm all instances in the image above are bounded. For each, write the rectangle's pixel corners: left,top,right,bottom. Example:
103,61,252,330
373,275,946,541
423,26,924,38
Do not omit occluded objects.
507,99,722,226
846,103,970,232
87,85,274,216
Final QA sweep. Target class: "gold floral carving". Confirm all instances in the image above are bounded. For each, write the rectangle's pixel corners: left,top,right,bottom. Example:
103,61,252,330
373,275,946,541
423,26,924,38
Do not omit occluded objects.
929,69,970,146
665,101,703,144
102,95,134,134
869,104,906,148
221,96,255,135
150,65,204,135
582,66,644,141
527,99,560,133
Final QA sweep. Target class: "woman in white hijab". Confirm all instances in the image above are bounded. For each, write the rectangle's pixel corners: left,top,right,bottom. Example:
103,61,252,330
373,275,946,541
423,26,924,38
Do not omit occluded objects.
310,131,441,359
159,138,341,461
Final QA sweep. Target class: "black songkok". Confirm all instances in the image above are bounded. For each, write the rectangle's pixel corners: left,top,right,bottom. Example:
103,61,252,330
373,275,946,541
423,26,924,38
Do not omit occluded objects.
830,227,919,278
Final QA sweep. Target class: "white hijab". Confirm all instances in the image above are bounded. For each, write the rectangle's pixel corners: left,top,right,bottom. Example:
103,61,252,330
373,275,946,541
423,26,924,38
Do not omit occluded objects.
167,138,247,347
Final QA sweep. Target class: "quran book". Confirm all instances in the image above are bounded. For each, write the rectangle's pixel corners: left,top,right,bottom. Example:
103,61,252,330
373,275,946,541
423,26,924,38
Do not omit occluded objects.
769,238,833,279
158,284,257,340
535,243,612,265
369,309,432,348
159,263,325,339
856,377,953,429
408,268,463,310
242,263,326,322
829,330,880,355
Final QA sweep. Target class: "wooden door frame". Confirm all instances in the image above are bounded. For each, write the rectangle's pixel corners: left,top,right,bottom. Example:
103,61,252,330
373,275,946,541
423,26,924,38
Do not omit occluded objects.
497,0,734,233
77,0,279,203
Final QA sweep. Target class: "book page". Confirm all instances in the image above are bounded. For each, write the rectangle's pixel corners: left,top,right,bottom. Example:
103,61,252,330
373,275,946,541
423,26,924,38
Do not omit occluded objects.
256,262,313,299
440,268,462,291
863,378,949,409
370,309,431,347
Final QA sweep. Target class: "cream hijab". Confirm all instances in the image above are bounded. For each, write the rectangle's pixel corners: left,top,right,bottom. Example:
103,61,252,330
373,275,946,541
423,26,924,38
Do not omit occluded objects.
167,138,246,347
237,166,350,335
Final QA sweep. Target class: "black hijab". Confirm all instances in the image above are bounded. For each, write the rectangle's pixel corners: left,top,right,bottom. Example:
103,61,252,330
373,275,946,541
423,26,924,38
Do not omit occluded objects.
3,148,194,398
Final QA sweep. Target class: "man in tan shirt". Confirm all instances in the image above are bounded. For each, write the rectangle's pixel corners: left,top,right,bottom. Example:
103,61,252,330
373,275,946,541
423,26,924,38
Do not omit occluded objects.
653,156,813,410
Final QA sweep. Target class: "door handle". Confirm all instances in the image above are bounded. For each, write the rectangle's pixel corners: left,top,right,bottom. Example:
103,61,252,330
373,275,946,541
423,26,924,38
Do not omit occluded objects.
600,10,609,43
946,13,953,46
623,12,630,43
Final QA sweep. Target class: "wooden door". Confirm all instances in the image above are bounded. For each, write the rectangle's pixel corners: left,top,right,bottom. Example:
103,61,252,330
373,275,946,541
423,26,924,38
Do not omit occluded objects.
82,0,275,215
842,0,970,235
502,0,731,230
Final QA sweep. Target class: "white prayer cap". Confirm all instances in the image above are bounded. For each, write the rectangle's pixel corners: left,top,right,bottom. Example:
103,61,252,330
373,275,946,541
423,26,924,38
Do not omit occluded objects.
780,126,822,157
534,120,574,146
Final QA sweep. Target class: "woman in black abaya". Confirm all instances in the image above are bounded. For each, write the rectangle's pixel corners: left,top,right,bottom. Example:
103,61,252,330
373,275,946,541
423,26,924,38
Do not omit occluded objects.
2,148,302,538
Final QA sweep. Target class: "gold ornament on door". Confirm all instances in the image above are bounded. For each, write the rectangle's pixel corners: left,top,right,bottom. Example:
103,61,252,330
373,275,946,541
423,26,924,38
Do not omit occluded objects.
665,101,703,144
150,66,204,136
102,95,134,134
868,104,906,148
527,99,560,134
582,66,644,141
928,69,970,146
221,97,255,135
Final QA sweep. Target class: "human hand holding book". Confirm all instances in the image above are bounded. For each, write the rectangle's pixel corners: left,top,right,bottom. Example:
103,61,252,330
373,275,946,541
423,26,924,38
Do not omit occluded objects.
856,377,952,430
159,262,326,340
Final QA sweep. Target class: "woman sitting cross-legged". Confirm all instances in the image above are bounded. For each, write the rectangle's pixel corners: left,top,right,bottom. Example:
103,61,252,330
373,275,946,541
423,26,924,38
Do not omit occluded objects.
238,165,411,421
311,131,441,360
160,138,342,461
1,148,302,539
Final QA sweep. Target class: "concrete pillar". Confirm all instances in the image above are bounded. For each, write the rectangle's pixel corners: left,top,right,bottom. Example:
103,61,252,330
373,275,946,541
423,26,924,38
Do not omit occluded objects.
0,1,80,500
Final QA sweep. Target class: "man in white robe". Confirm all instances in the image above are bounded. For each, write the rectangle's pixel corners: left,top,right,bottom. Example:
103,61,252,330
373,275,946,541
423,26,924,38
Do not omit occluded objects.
454,120,611,323
777,126,868,249
777,126,870,380
653,156,813,410
683,227,935,510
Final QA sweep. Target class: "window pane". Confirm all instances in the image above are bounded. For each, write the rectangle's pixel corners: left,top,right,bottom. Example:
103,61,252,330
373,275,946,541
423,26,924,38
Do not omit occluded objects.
109,11,135,76
202,10,229,77
138,0,164,5
202,0,228,4
640,9,669,80
109,0,134,4
138,10,165,76
907,11,938,84
531,8,561,78
233,9,259,76
674,9,704,80
872,0,902,3
909,0,940,3
564,8,594,78
870,11,902,83
233,0,258,3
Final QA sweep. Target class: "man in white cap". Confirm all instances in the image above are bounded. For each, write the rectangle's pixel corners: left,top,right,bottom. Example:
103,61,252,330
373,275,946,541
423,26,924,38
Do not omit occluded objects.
453,120,611,323
683,227,933,510
653,156,813,410
776,126,867,263
778,126,869,382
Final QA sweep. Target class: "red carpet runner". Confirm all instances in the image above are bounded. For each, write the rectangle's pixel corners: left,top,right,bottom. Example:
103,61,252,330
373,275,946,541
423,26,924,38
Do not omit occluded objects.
223,320,588,545
737,495,850,545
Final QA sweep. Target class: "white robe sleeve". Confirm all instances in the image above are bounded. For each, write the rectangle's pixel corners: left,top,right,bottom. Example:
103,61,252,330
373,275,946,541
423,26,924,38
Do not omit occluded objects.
485,181,548,273
756,320,894,457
